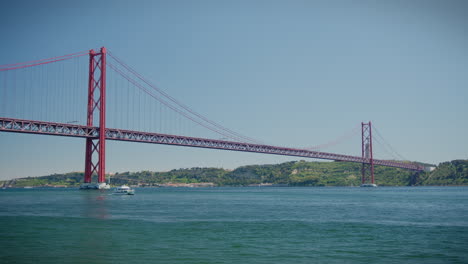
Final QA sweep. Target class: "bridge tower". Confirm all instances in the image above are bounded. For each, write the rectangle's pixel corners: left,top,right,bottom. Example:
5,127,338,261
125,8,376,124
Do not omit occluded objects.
361,121,375,186
81,47,108,189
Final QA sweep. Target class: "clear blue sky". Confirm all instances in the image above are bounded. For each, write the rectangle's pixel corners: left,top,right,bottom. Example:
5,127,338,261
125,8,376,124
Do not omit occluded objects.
1,0,467,180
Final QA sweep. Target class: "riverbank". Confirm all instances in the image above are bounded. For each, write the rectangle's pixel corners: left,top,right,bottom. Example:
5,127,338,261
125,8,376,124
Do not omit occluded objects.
2,159,467,188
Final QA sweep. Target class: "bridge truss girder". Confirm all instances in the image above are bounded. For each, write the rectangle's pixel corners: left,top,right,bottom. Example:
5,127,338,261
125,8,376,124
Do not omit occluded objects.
0,117,424,172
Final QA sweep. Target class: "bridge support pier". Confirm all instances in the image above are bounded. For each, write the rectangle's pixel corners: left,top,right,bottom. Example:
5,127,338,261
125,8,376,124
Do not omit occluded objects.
361,121,376,187
82,47,108,189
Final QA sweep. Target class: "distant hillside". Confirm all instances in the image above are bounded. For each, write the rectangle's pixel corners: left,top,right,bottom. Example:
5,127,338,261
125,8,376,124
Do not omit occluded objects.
2,160,467,187
418,160,468,186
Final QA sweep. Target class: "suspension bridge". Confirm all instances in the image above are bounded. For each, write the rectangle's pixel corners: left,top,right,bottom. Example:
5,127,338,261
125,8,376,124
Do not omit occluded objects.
0,47,425,188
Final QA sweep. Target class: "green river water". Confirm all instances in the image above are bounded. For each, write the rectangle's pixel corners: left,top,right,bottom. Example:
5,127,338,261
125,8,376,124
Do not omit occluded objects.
1,187,467,263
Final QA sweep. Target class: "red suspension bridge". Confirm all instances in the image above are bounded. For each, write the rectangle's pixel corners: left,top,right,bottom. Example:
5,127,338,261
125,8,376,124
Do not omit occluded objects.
0,47,424,188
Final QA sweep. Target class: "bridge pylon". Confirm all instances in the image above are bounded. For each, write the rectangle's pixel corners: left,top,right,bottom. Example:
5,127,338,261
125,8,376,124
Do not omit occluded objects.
361,121,376,187
81,47,108,189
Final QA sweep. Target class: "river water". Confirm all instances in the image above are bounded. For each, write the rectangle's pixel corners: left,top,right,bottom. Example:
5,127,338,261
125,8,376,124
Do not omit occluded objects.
1,187,467,263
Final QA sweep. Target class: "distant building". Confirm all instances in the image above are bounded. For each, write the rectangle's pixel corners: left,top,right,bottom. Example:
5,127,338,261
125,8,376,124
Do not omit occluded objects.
424,166,436,172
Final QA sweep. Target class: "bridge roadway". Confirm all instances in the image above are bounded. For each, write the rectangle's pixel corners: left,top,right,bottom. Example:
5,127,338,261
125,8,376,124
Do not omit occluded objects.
0,117,424,171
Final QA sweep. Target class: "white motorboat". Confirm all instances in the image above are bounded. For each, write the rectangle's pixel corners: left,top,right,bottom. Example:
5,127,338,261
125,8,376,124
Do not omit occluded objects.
113,185,135,195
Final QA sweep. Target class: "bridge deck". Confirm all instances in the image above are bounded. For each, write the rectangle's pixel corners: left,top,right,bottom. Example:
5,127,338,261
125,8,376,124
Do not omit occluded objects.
0,117,423,171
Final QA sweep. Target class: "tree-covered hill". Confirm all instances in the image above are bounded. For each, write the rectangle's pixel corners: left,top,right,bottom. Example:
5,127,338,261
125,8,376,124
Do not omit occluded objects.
2,160,467,187
418,160,468,186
